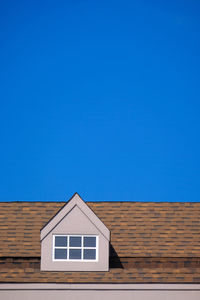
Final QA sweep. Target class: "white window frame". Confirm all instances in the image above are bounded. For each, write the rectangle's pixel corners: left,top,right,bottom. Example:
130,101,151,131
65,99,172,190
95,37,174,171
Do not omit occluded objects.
52,235,98,262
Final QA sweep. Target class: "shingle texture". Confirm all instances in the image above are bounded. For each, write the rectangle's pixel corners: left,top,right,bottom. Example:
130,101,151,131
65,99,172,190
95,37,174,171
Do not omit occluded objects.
1,266,200,283
1,201,200,257
0,201,200,283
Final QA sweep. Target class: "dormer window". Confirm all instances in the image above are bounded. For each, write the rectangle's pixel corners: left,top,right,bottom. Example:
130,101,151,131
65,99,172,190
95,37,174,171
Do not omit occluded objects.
41,193,110,271
53,235,98,261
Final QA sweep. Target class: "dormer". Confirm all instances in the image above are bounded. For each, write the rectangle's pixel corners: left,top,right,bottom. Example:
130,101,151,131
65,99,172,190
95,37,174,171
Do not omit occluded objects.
40,193,110,271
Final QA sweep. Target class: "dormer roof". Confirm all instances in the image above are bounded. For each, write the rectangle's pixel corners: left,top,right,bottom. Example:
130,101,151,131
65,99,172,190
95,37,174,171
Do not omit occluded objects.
40,193,110,242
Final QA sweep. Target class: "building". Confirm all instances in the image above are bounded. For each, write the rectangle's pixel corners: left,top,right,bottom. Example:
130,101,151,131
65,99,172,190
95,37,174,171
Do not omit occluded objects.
0,193,200,299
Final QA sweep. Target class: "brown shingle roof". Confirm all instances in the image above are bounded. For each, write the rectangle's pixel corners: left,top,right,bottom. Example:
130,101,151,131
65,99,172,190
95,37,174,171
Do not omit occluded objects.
1,201,200,283
1,256,200,283
0,201,200,258
1,267,200,283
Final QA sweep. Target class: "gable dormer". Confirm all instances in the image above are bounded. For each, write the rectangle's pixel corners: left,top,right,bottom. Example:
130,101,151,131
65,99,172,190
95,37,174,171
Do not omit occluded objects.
40,193,110,271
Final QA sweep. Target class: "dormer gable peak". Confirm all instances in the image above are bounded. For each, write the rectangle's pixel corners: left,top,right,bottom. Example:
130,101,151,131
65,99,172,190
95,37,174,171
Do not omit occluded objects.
40,193,110,242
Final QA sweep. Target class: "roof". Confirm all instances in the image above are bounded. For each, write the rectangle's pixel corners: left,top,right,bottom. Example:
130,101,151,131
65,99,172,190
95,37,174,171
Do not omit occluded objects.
1,265,200,283
1,201,200,257
1,201,200,283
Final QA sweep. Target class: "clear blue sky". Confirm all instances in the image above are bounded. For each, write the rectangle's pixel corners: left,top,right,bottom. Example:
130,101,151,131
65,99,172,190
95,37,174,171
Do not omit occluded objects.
0,0,199,202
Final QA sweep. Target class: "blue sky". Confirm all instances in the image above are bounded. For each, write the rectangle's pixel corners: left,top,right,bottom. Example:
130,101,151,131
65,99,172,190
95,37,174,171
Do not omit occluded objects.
0,0,200,202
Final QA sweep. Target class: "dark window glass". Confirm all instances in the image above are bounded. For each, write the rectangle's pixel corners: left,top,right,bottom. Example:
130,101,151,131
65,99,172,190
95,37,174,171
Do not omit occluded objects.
69,236,81,247
83,237,96,247
83,249,96,260
55,236,67,247
69,249,81,259
54,249,67,259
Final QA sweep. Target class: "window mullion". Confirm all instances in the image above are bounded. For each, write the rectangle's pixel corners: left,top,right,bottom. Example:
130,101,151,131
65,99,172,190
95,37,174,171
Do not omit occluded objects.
67,235,69,260
81,236,83,260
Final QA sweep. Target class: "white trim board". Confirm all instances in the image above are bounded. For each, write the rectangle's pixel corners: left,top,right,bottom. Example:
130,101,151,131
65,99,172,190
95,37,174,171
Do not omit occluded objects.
1,284,200,290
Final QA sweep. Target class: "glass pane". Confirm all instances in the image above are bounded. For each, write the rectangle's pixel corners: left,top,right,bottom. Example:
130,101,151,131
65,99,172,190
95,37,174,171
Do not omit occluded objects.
84,237,96,247
83,249,96,260
69,236,81,247
54,249,67,259
55,236,67,247
69,249,81,259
